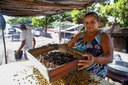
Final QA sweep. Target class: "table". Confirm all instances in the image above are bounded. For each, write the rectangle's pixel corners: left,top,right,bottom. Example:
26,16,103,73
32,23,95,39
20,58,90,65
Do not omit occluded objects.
0,60,113,85
107,69,128,85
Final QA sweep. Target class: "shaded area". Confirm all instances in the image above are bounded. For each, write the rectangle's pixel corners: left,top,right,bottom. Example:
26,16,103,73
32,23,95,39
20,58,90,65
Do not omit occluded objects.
0,0,104,16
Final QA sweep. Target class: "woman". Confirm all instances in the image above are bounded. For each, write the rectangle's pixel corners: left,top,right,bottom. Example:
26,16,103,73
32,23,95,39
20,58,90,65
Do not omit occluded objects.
67,12,114,78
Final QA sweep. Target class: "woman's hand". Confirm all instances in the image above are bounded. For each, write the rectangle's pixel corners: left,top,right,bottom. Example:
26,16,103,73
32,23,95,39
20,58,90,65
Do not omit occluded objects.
78,54,96,70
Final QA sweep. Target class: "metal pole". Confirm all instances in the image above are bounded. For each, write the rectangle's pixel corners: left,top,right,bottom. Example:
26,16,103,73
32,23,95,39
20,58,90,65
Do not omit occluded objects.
59,25,61,44
58,19,62,44
45,16,48,37
2,29,7,64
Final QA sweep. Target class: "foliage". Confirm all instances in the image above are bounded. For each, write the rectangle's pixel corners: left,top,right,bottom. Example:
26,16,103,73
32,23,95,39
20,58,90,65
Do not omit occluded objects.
7,17,32,26
51,21,74,29
71,4,98,24
71,0,128,27
32,12,71,28
71,10,83,24
32,17,46,28
7,12,71,30
97,0,128,27
101,0,110,5
70,3,108,28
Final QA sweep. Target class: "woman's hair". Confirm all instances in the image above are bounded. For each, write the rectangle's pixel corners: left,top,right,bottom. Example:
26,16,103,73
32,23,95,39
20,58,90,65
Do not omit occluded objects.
84,12,99,22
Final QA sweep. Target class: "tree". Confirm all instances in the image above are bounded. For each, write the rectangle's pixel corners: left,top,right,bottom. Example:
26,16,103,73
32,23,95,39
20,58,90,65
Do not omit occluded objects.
32,17,46,28
32,12,71,28
7,17,32,26
97,0,128,27
70,2,109,25
71,10,83,24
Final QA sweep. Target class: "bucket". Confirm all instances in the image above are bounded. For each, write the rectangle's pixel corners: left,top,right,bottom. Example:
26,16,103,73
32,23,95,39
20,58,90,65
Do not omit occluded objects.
14,50,23,60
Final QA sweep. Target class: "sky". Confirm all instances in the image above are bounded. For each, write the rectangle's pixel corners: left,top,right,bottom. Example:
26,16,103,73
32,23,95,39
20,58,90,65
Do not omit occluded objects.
3,15,11,22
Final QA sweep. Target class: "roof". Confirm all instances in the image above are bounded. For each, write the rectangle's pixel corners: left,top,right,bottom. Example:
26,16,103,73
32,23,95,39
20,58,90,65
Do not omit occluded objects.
0,0,104,16
111,33,128,38
111,29,128,38
109,28,128,38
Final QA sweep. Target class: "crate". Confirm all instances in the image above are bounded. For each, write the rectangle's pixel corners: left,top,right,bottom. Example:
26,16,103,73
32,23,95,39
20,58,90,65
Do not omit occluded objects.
26,44,84,83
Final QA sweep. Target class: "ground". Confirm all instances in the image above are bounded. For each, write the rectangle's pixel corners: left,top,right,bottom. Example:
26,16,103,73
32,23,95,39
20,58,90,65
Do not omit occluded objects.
0,31,69,64
0,30,127,85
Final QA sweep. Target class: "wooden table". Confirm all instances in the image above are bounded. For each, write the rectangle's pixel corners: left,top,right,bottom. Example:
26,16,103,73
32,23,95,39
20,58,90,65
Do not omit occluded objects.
0,61,113,85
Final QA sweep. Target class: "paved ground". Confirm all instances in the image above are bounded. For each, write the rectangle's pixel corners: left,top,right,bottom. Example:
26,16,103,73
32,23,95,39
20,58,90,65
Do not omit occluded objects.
0,31,69,64
1,31,128,64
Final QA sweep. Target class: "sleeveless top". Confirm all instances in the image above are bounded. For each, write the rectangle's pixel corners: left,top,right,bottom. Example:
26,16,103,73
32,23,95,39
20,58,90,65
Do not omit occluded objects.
73,31,107,78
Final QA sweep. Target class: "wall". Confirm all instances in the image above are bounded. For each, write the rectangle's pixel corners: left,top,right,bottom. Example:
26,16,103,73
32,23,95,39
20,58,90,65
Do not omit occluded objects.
113,38,127,53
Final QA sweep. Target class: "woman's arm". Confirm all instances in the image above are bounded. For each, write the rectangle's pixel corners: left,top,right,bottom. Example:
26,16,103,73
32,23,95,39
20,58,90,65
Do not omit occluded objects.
67,32,82,47
78,32,114,70
95,32,114,64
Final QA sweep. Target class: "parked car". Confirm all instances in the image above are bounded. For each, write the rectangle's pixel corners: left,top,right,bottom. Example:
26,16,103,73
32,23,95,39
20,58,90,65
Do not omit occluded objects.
34,30,40,37
8,28,16,34
11,32,20,41
8,28,21,41
34,28,43,37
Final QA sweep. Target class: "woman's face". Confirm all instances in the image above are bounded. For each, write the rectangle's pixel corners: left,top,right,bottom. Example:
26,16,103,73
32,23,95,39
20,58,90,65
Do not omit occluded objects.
84,15,99,32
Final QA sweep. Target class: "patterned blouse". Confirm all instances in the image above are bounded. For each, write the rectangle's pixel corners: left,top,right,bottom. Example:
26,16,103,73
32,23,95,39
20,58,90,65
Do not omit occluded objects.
73,31,107,78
